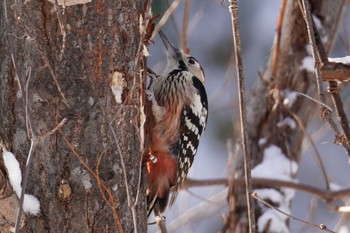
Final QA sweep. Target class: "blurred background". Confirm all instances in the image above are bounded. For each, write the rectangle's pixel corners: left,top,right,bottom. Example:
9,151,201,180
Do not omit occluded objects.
147,0,350,232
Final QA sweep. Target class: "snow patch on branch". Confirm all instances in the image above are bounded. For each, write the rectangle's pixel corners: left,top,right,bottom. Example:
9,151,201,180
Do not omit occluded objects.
300,56,314,72
2,151,41,215
277,117,296,130
329,56,350,65
252,145,298,233
258,138,267,146
283,89,298,108
252,145,298,180
312,14,328,43
257,209,289,233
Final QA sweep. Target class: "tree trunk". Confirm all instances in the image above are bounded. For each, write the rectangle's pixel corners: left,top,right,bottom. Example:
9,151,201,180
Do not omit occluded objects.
227,0,346,232
0,0,149,232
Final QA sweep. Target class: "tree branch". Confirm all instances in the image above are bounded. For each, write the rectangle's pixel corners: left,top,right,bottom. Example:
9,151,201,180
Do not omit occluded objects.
227,0,256,231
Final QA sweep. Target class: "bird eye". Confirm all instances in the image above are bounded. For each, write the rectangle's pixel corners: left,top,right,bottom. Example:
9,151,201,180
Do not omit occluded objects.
188,58,196,65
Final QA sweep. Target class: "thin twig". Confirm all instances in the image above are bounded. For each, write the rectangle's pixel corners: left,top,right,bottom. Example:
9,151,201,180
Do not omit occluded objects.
151,0,181,40
224,139,240,231
161,189,228,233
327,82,350,150
108,122,138,233
298,0,350,157
181,0,190,54
53,0,66,60
298,0,350,145
285,108,330,190
298,197,320,233
165,0,181,42
36,118,67,142
271,0,287,81
227,0,255,231
24,67,37,138
134,70,147,208
252,192,336,233
297,0,326,102
96,151,110,204
185,177,350,201
14,117,67,233
14,139,36,233
296,92,333,112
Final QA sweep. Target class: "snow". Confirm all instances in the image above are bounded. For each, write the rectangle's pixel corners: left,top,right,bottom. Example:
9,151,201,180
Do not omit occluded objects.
329,182,342,191
338,225,350,233
257,209,289,233
2,151,41,215
252,145,298,181
255,188,284,206
329,56,350,65
300,55,350,73
258,137,267,146
312,14,328,43
300,56,314,72
277,117,296,130
312,15,322,31
3,151,22,196
23,194,41,215
283,89,298,108
142,44,150,57
252,145,298,232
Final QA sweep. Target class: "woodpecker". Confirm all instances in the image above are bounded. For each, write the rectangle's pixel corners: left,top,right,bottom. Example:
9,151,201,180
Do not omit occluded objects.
146,30,208,216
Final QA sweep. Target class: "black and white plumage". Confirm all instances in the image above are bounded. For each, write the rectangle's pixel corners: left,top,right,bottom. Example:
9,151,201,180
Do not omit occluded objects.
146,30,208,215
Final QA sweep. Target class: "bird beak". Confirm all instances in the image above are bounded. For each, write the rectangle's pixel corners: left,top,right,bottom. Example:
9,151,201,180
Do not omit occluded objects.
159,30,182,61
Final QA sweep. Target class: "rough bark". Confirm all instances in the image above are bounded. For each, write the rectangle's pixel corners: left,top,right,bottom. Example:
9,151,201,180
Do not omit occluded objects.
0,0,149,232
227,0,346,232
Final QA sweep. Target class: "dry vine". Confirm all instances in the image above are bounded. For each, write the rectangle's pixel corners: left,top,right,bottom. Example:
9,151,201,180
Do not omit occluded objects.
227,0,256,232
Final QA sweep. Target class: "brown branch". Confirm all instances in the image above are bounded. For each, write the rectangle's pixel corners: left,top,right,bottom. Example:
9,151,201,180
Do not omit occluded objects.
227,0,256,231
285,108,330,190
224,139,240,231
165,0,181,42
270,0,287,81
184,177,350,201
327,80,350,147
181,0,190,54
96,151,109,204
151,0,181,40
298,0,350,157
36,118,67,142
252,193,336,233
156,216,168,233
321,62,350,82
335,205,350,213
